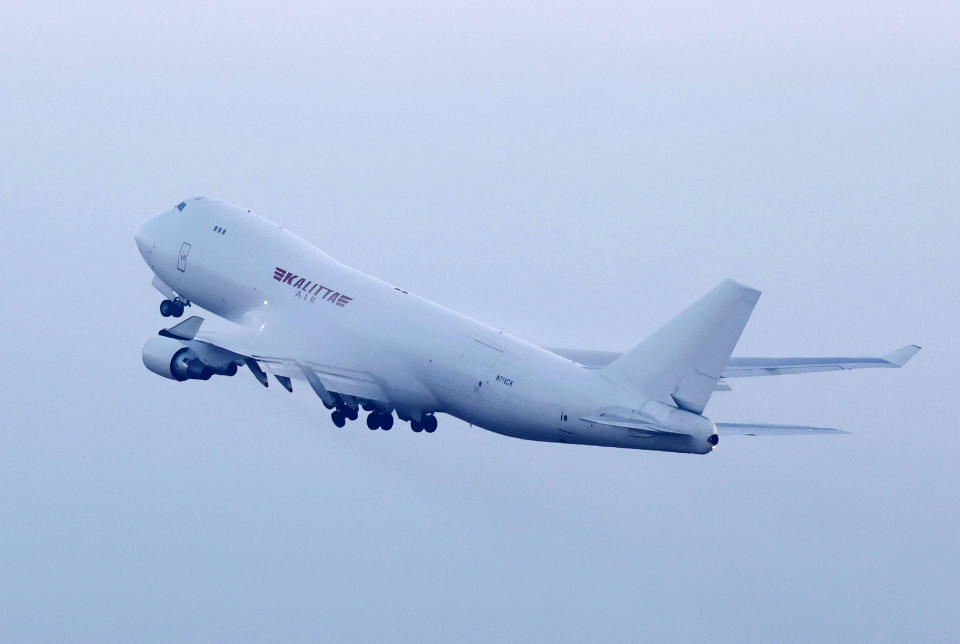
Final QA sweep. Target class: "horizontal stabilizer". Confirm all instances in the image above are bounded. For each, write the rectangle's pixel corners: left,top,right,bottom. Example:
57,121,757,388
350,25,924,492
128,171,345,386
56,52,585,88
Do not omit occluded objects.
716,422,848,436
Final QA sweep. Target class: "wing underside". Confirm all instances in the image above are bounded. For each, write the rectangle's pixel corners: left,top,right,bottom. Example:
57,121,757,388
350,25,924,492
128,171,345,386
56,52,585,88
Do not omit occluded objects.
258,358,390,404
167,316,391,404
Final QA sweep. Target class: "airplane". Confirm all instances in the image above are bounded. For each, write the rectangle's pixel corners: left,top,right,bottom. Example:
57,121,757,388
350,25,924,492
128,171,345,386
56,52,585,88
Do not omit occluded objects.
134,197,920,455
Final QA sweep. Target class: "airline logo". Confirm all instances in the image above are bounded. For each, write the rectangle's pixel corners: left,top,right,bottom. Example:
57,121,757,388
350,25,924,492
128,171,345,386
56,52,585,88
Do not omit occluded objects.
273,267,353,307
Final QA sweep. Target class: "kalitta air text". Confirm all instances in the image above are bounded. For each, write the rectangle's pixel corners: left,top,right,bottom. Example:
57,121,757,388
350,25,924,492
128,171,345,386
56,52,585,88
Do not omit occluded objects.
273,267,353,307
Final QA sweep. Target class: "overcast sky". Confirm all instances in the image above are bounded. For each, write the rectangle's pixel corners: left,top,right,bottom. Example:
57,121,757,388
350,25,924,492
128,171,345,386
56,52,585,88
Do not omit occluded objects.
1,2,958,642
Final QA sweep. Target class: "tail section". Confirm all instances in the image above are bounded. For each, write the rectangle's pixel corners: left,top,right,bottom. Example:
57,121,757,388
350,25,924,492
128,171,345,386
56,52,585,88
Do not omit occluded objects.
602,279,760,414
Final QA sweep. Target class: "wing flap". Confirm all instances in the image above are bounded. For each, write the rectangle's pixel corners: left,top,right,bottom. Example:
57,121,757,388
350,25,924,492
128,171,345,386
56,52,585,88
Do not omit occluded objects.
251,359,390,404
302,364,389,404
192,323,391,404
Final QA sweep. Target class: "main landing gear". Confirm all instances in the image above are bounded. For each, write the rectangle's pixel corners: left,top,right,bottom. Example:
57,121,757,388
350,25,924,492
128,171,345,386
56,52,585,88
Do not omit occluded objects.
331,406,359,428
327,404,437,434
159,298,187,318
410,415,437,433
366,412,394,431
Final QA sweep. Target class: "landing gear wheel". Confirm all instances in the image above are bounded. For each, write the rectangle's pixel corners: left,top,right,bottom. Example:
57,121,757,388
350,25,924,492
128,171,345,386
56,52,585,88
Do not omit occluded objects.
411,420,423,433
331,410,346,428
380,414,394,430
366,413,380,430
160,299,185,317
423,415,437,433
346,408,358,421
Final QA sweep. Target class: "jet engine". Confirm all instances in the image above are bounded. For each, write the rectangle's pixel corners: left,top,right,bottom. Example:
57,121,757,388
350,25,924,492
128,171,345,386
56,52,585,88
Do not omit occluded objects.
142,336,238,381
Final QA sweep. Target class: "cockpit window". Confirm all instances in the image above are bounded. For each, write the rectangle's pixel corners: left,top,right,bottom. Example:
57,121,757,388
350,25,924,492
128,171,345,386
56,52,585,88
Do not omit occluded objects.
176,201,186,212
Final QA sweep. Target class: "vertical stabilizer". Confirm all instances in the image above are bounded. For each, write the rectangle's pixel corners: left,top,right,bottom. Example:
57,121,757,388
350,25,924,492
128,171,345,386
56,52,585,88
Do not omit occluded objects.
602,280,760,414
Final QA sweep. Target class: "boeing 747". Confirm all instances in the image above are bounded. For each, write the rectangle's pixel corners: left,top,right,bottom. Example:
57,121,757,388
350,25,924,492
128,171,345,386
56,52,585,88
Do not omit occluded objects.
135,197,919,454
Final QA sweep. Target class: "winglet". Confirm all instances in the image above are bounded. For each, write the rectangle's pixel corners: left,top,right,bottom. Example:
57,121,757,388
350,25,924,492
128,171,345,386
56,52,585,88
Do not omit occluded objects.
882,345,921,367
159,316,204,340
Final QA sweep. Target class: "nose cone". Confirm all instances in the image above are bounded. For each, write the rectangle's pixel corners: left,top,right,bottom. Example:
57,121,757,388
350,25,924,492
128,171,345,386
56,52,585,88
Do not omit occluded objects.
134,211,165,264
134,221,149,257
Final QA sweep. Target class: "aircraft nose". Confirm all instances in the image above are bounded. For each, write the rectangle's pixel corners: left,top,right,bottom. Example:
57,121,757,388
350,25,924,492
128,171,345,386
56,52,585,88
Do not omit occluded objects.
134,221,147,254
134,212,163,262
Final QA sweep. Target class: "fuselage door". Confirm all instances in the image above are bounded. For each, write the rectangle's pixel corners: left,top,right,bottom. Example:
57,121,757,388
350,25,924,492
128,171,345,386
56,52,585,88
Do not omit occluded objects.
177,242,191,272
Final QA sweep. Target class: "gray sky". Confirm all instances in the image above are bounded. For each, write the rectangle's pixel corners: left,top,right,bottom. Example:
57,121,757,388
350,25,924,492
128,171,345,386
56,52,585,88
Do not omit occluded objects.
1,2,958,641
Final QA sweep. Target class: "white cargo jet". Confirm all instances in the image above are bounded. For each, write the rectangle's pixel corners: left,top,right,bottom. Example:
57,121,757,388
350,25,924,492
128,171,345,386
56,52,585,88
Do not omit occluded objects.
135,197,919,454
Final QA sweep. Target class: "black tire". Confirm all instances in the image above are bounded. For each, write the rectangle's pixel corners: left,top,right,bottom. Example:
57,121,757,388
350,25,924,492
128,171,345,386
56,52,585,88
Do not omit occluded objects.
411,421,423,433
346,408,358,421
171,301,185,317
160,300,172,317
423,415,437,433
381,414,394,430
366,413,380,430
331,411,346,428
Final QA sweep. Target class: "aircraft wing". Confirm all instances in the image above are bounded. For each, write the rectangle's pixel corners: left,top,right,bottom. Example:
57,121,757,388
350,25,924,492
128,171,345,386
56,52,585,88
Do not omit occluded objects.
720,345,920,377
165,316,390,406
258,357,390,405
548,345,920,379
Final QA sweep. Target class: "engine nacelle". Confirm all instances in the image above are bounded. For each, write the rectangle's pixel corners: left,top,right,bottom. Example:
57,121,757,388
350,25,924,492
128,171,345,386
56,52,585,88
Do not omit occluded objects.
142,336,214,381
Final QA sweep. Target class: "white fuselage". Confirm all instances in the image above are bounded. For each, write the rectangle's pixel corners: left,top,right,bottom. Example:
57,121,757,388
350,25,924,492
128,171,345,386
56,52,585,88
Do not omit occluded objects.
135,197,713,454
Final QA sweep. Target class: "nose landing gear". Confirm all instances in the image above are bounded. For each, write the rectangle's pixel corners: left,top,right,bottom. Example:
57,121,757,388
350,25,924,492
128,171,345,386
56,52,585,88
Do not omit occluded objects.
159,298,189,318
